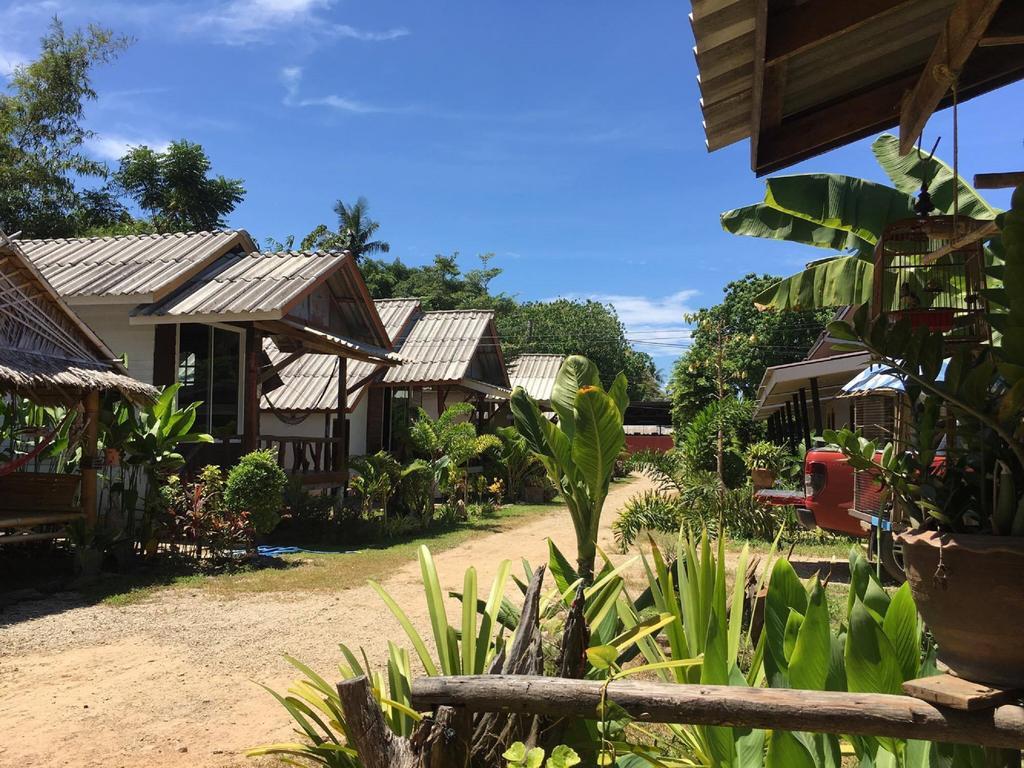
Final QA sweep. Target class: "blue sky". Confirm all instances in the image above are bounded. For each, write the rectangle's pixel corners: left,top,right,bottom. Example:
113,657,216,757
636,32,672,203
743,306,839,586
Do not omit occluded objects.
2,0,1021,377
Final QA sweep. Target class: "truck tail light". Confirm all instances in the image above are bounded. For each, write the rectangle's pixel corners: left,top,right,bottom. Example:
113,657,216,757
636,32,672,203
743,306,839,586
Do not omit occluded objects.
805,461,827,499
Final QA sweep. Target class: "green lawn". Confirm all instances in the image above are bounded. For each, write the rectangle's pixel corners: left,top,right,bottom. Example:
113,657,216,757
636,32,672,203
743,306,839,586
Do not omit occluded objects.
96,500,562,606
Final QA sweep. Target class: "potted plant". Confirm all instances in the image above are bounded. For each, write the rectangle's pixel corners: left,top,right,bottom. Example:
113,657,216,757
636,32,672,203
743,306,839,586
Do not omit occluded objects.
744,440,786,489
823,186,1024,686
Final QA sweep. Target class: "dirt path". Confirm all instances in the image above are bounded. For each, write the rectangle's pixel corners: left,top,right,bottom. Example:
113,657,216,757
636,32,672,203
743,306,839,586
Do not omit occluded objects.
0,476,654,768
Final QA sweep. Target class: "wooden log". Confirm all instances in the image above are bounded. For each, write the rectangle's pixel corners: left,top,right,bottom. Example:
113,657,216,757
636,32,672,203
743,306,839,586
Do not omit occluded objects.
81,390,99,526
337,676,417,768
974,172,1024,189
410,676,1024,750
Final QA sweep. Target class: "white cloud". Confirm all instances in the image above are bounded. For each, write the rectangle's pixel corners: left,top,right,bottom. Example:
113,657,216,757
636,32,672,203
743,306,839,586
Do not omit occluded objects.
189,0,408,44
280,64,404,114
559,290,698,356
87,134,172,161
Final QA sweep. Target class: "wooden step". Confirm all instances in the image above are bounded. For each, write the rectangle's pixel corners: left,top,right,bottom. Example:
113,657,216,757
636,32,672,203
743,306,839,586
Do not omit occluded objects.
904,674,1023,711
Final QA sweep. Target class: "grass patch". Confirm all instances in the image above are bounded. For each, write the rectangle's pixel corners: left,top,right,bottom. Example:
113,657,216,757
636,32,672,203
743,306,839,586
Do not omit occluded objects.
98,501,561,605
729,536,862,562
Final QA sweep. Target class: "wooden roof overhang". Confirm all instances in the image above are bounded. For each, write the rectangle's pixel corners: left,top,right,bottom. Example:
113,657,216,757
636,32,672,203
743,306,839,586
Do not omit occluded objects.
693,0,1024,175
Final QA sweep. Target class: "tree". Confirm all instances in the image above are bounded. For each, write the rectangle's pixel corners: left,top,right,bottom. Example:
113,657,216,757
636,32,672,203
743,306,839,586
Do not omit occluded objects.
363,252,517,314
0,20,130,236
499,299,661,401
667,274,829,429
114,140,245,232
299,196,389,260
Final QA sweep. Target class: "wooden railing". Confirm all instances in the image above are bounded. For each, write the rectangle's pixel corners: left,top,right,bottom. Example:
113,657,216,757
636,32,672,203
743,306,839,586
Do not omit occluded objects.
259,435,345,488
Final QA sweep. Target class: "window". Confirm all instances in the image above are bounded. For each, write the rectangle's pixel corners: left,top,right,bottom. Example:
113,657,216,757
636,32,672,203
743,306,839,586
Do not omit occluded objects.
176,323,242,435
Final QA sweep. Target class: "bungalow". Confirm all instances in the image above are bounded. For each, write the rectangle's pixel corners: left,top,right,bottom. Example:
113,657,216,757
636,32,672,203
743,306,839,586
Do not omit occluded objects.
0,231,155,542
507,353,564,409
16,231,397,484
262,301,512,458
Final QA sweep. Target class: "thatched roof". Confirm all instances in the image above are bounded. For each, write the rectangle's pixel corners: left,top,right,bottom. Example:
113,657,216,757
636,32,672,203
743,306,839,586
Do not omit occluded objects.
0,232,157,405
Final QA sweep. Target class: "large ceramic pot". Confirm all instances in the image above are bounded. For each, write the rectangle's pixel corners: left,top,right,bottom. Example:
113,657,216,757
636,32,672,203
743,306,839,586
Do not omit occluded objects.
751,468,776,490
897,529,1024,687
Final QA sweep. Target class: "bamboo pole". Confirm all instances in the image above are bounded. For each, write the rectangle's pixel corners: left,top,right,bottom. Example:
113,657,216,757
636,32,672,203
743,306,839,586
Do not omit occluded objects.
410,676,1024,750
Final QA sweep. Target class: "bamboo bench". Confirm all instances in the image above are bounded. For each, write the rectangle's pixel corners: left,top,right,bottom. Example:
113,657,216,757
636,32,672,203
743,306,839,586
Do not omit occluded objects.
0,472,83,544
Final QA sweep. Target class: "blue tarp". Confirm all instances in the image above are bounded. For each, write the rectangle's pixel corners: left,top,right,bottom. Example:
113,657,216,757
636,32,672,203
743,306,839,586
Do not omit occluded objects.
256,545,359,557
839,359,948,396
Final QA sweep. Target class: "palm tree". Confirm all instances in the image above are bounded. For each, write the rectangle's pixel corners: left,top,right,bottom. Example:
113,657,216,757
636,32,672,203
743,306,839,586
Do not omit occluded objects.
298,196,390,260
723,134,1001,312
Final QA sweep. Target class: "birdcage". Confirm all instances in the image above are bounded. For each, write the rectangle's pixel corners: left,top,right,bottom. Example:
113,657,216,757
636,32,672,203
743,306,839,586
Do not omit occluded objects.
870,215,990,345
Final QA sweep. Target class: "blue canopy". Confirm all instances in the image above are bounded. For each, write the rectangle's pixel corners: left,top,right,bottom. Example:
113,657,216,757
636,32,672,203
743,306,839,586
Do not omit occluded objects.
839,359,948,396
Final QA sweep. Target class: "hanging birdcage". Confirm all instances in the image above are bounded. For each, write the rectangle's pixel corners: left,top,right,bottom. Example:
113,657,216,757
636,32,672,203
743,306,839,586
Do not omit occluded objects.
870,214,990,345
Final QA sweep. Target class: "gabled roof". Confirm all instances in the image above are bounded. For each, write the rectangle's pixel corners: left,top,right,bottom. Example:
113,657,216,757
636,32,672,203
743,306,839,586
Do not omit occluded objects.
0,233,156,405
262,298,421,413
18,230,256,304
382,309,509,389
131,250,349,323
508,354,564,405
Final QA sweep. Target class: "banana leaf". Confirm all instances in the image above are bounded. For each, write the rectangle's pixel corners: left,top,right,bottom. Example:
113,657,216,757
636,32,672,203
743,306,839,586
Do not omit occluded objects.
871,133,1001,220
721,202,873,255
753,254,874,311
765,174,916,245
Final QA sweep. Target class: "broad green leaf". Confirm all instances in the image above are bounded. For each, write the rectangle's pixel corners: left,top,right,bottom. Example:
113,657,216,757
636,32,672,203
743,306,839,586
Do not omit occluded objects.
607,371,630,421
722,201,872,253
765,174,916,245
586,644,619,670
547,744,581,767
764,558,807,686
753,254,874,311
846,598,904,696
848,550,891,622
788,578,832,691
872,133,1000,221
548,539,578,595
571,387,624,503
882,583,920,682
767,729,817,768
550,355,600,439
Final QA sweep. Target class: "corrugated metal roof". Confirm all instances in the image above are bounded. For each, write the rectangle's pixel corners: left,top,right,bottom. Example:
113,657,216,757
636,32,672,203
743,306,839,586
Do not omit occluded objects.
508,354,564,404
132,250,345,320
18,230,254,301
261,298,421,412
383,310,494,385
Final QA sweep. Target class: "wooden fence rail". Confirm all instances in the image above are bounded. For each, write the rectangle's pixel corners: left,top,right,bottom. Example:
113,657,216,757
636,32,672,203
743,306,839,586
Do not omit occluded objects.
410,675,1024,750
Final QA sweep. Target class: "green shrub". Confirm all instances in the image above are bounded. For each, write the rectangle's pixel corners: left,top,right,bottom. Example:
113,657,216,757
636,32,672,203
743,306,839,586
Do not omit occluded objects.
614,489,683,550
679,397,758,488
224,449,287,534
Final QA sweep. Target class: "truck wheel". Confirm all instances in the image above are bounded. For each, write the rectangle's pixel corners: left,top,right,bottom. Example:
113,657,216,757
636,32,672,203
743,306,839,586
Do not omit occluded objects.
878,530,906,584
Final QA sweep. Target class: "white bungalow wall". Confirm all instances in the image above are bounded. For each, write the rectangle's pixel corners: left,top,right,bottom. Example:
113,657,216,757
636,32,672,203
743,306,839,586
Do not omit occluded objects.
73,304,157,384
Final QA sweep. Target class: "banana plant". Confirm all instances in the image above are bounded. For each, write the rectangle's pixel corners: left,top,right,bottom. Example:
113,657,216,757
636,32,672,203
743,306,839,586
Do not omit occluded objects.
722,134,1002,312
511,355,627,583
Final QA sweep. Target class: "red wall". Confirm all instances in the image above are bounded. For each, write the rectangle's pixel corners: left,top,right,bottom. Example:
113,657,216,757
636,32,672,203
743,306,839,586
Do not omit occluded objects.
625,435,674,453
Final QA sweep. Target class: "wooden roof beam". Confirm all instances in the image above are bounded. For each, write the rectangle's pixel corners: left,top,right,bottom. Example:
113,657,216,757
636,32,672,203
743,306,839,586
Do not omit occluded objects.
898,0,1005,155
979,0,1024,47
765,0,914,63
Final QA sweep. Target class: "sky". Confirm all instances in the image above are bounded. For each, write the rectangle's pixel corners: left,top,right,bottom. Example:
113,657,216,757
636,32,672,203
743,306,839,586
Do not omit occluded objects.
2,0,1022,378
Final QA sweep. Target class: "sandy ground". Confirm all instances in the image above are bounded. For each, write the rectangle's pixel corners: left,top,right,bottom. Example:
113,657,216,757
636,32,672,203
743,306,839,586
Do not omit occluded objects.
0,476,654,768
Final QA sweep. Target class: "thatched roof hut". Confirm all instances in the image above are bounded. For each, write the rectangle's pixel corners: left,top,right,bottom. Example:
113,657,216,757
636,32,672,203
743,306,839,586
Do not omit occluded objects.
0,232,156,406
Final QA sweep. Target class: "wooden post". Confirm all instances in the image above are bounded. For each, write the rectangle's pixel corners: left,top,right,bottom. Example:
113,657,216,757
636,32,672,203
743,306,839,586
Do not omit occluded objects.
333,357,347,492
798,387,812,447
411,676,1024,750
783,401,796,449
242,326,261,453
81,389,99,526
810,377,824,436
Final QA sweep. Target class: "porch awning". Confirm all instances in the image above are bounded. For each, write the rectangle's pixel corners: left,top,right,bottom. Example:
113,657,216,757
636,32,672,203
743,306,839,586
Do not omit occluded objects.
257,319,401,367
838,360,949,398
460,378,512,399
754,351,870,419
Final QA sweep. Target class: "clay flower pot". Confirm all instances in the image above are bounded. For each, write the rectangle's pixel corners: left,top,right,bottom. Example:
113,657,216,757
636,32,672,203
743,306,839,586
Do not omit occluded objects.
751,468,776,490
897,529,1024,687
